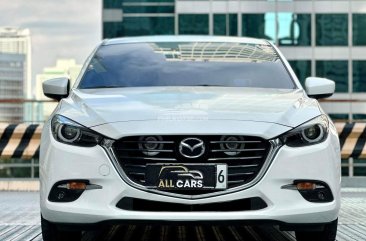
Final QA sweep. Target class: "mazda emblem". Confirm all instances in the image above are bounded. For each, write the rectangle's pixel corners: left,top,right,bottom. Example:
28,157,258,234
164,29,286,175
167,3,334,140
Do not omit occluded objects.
179,138,205,158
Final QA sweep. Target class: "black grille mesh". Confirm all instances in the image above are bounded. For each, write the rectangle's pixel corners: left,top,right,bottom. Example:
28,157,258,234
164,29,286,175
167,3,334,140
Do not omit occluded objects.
112,135,270,194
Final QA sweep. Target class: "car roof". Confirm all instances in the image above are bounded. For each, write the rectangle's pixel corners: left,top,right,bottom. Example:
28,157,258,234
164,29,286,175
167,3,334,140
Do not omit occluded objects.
103,35,270,46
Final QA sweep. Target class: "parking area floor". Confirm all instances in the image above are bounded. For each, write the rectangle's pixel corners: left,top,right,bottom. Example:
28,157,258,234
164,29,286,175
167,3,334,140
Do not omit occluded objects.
0,189,365,241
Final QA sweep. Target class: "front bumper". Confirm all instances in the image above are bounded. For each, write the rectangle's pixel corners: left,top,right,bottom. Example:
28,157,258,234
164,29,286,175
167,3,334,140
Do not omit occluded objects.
40,125,341,225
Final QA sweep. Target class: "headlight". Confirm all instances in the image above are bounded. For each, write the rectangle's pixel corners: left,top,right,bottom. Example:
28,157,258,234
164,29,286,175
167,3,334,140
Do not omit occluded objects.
280,115,329,147
51,115,103,147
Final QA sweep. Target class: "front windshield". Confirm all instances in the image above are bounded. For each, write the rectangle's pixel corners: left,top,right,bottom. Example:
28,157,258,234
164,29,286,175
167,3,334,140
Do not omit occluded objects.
78,41,296,89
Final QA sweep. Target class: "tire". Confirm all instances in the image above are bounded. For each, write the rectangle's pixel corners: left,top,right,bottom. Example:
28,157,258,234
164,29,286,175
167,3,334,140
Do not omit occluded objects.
295,219,338,241
41,216,82,241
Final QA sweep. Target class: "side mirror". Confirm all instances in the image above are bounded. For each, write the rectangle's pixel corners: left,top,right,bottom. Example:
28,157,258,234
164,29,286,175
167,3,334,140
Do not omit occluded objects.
305,77,335,99
43,77,70,101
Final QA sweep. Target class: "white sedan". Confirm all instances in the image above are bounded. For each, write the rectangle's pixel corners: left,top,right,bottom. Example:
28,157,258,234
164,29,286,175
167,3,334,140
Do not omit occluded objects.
40,36,341,241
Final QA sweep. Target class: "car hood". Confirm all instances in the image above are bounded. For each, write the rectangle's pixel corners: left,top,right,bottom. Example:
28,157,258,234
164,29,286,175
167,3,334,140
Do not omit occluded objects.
58,87,321,130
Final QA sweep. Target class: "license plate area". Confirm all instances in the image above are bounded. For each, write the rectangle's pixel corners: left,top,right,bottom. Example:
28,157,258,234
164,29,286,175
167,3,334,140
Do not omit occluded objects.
145,164,227,190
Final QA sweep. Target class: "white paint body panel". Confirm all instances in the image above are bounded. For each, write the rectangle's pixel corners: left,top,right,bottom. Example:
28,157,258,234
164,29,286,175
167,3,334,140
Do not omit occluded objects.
60,87,321,131
40,123,341,224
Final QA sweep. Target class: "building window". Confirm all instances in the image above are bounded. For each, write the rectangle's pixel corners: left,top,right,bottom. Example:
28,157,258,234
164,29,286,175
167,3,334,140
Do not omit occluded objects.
278,13,311,46
288,60,311,87
242,13,311,45
329,114,349,121
104,0,174,8
179,14,209,35
316,14,348,46
316,61,348,92
103,0,122,8
353,114,366,121
103,0,175,38
341,159,349,176
103,17,174,37
353,14,366,46
213,14,238,36
353,61,366,92
242,13,275,41
354,159,366,176
122,6,174,14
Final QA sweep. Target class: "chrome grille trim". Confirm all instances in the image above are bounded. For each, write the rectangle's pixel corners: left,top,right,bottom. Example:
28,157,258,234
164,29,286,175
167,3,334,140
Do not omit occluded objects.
123,140,174,144
125,164,146,168
116,156,176,161
102,137,282,200
210,140,262,144
228,172,255,176
113,135,271,192
228,180,246,184
116,149,174,152
228,164,259,168
211,148,266,152
207,156,262,161
129,172,145,176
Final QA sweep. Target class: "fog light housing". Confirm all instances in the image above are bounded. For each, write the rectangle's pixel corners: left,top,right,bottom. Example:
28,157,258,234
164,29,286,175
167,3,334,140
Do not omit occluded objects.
295,180,334,203
282,180,334,203
48,180,101,202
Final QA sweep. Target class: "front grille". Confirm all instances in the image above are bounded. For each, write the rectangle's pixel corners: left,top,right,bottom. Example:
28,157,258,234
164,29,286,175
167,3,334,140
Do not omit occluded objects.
112,135,271,194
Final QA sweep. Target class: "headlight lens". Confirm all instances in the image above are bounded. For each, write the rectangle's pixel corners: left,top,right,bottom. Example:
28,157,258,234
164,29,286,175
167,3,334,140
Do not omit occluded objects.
280,115,329,147
51,115,103,147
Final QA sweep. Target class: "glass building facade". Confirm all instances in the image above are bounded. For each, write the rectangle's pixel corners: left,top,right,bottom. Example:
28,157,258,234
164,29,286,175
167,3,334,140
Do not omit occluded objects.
103,0,175,37
103,0,366,119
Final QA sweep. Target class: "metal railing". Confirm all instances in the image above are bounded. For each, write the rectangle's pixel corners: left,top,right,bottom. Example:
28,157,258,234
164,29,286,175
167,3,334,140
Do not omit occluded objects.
0,160,39,179
341,157,366,177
